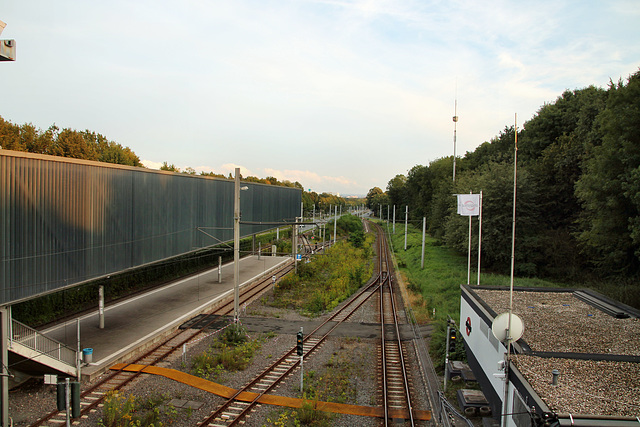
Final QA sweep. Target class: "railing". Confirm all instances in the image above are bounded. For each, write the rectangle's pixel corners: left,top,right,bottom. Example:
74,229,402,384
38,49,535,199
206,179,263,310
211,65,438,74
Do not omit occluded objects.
10,319,77,367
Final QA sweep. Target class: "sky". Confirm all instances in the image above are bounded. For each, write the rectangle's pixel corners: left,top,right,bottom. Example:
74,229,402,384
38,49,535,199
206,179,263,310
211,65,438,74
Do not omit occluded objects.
2,1,639,196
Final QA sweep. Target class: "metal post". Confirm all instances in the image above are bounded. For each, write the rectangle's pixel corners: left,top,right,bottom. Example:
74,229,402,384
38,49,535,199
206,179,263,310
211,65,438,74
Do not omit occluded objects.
258,242,261,260
478,191,483,286
233,167,240,323
76,318,81,380
1,307,9,427
421,217,426,269
333,206,338,244
453,98,458,182
98,285,104,329
468,210,472,285
218,256,222,283
65,377,70,427
444,325,450,393
293,218,298,273
276,227,279,240
404,206,408,250
387,205,389,225
393,205,396,233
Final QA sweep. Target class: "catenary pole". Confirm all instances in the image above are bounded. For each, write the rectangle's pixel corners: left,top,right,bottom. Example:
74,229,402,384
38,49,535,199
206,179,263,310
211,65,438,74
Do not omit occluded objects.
421,217,426,269
404,206,408,250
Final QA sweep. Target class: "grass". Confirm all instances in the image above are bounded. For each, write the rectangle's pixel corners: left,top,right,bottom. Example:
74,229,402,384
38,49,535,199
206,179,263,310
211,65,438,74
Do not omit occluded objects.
384,220,561,368
267,235,375,317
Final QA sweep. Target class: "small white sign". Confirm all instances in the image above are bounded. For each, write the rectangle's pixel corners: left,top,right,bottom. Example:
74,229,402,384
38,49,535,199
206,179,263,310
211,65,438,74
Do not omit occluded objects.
44,374,57,385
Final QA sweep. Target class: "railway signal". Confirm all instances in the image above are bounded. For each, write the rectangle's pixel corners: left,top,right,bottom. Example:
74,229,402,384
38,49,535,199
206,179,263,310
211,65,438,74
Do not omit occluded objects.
297,328,304,392
296,331,304,356
448,328,457,352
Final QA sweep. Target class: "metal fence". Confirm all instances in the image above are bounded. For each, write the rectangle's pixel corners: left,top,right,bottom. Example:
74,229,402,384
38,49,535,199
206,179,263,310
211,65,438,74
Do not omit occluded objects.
10,319,77,367
0,150,301,305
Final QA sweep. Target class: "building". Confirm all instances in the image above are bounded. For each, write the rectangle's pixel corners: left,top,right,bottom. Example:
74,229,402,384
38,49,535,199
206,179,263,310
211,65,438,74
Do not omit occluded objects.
460,285,640,426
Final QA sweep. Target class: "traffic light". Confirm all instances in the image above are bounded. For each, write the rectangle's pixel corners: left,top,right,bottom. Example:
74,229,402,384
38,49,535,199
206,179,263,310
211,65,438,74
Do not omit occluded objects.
448,328,457,353
296,331,304,356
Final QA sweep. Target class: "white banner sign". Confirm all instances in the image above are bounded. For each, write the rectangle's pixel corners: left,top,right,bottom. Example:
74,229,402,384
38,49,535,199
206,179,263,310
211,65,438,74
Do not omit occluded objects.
457,194,480,216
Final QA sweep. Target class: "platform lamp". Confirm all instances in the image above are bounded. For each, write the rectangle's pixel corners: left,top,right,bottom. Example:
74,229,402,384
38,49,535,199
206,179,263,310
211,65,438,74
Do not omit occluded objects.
234,167,249,323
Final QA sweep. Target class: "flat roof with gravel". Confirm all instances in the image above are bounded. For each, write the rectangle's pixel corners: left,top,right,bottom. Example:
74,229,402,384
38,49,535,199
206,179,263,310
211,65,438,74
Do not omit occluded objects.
472,288,640,418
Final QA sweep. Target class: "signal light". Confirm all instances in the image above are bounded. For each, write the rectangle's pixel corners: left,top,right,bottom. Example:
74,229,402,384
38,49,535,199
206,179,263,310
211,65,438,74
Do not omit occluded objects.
448,328,457,353
296,331,304,356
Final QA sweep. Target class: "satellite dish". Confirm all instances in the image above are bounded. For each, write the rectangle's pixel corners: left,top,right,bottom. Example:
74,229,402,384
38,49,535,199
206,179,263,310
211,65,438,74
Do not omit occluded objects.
491,312,524,343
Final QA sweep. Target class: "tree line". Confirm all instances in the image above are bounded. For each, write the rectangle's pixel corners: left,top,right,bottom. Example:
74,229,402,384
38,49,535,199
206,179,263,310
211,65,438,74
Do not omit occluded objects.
368,70,640,283
0,116,143,166
0,117,353,210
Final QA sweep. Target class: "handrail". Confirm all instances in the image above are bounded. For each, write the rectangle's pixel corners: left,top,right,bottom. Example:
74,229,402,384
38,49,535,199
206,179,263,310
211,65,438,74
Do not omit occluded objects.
9,319,77,367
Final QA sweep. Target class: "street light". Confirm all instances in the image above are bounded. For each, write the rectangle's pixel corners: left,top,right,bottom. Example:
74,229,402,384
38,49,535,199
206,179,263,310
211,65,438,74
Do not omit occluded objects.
234,167,248,323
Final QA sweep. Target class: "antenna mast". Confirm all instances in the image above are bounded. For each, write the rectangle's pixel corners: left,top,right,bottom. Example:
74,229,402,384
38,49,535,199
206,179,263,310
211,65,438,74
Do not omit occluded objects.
452,96,459,182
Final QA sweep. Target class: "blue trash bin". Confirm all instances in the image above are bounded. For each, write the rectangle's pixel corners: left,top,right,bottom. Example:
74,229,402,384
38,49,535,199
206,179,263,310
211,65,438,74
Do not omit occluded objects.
82,348,93,364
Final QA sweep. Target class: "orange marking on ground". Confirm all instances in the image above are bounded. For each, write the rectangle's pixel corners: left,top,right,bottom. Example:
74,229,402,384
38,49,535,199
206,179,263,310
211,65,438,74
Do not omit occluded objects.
110,363,430,420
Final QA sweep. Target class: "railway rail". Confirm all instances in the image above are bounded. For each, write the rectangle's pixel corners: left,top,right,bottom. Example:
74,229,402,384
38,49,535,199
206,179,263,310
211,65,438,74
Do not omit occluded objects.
32,219,423,426
197,219,419,426
30,260,295,427
373,221,416,427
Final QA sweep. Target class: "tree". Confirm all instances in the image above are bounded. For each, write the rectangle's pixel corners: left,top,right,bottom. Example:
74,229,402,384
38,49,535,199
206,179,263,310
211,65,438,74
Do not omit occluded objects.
366,187,383,209
576,71,640,274
386,174,407,208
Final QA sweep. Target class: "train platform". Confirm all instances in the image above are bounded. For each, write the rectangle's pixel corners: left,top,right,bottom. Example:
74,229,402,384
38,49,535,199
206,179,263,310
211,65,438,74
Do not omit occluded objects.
41,255,291,381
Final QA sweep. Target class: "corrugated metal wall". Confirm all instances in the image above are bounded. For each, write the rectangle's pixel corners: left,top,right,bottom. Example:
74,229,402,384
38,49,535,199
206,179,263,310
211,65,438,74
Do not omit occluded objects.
0,150,301,305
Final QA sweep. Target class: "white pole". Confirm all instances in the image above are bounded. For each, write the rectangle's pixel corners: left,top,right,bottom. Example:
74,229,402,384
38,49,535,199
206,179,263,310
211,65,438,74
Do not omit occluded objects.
293,218,298,273
502,114,518,427
333,206,337,243
218,256,222,283
421,217,426,269
393,205,396,233
404,206,408,250
467,191,472,285
234,167,240,323
98,285,104,329
65,377,70,427
477,191,483,286
467,214,472,285
453,99,458,182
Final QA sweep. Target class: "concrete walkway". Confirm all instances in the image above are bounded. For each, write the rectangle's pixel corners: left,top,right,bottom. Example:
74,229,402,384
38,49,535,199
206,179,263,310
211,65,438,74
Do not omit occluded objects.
41,255,290,379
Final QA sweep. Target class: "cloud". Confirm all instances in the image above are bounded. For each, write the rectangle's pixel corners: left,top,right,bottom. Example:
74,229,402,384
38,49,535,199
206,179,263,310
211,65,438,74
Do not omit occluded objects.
262,168,357,191
141,160,163,170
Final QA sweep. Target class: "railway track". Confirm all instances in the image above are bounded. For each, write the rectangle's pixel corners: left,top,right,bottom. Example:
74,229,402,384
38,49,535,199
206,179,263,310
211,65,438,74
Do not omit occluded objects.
33,219,422,426
373,221,416,426
197,219,419,426
30,260,295,427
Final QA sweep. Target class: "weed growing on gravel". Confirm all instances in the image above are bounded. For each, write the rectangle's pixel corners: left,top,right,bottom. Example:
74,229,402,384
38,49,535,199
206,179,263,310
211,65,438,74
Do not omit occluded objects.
190,324,263,381
265,402,333,427
270,234,374,316
98,390,180,426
